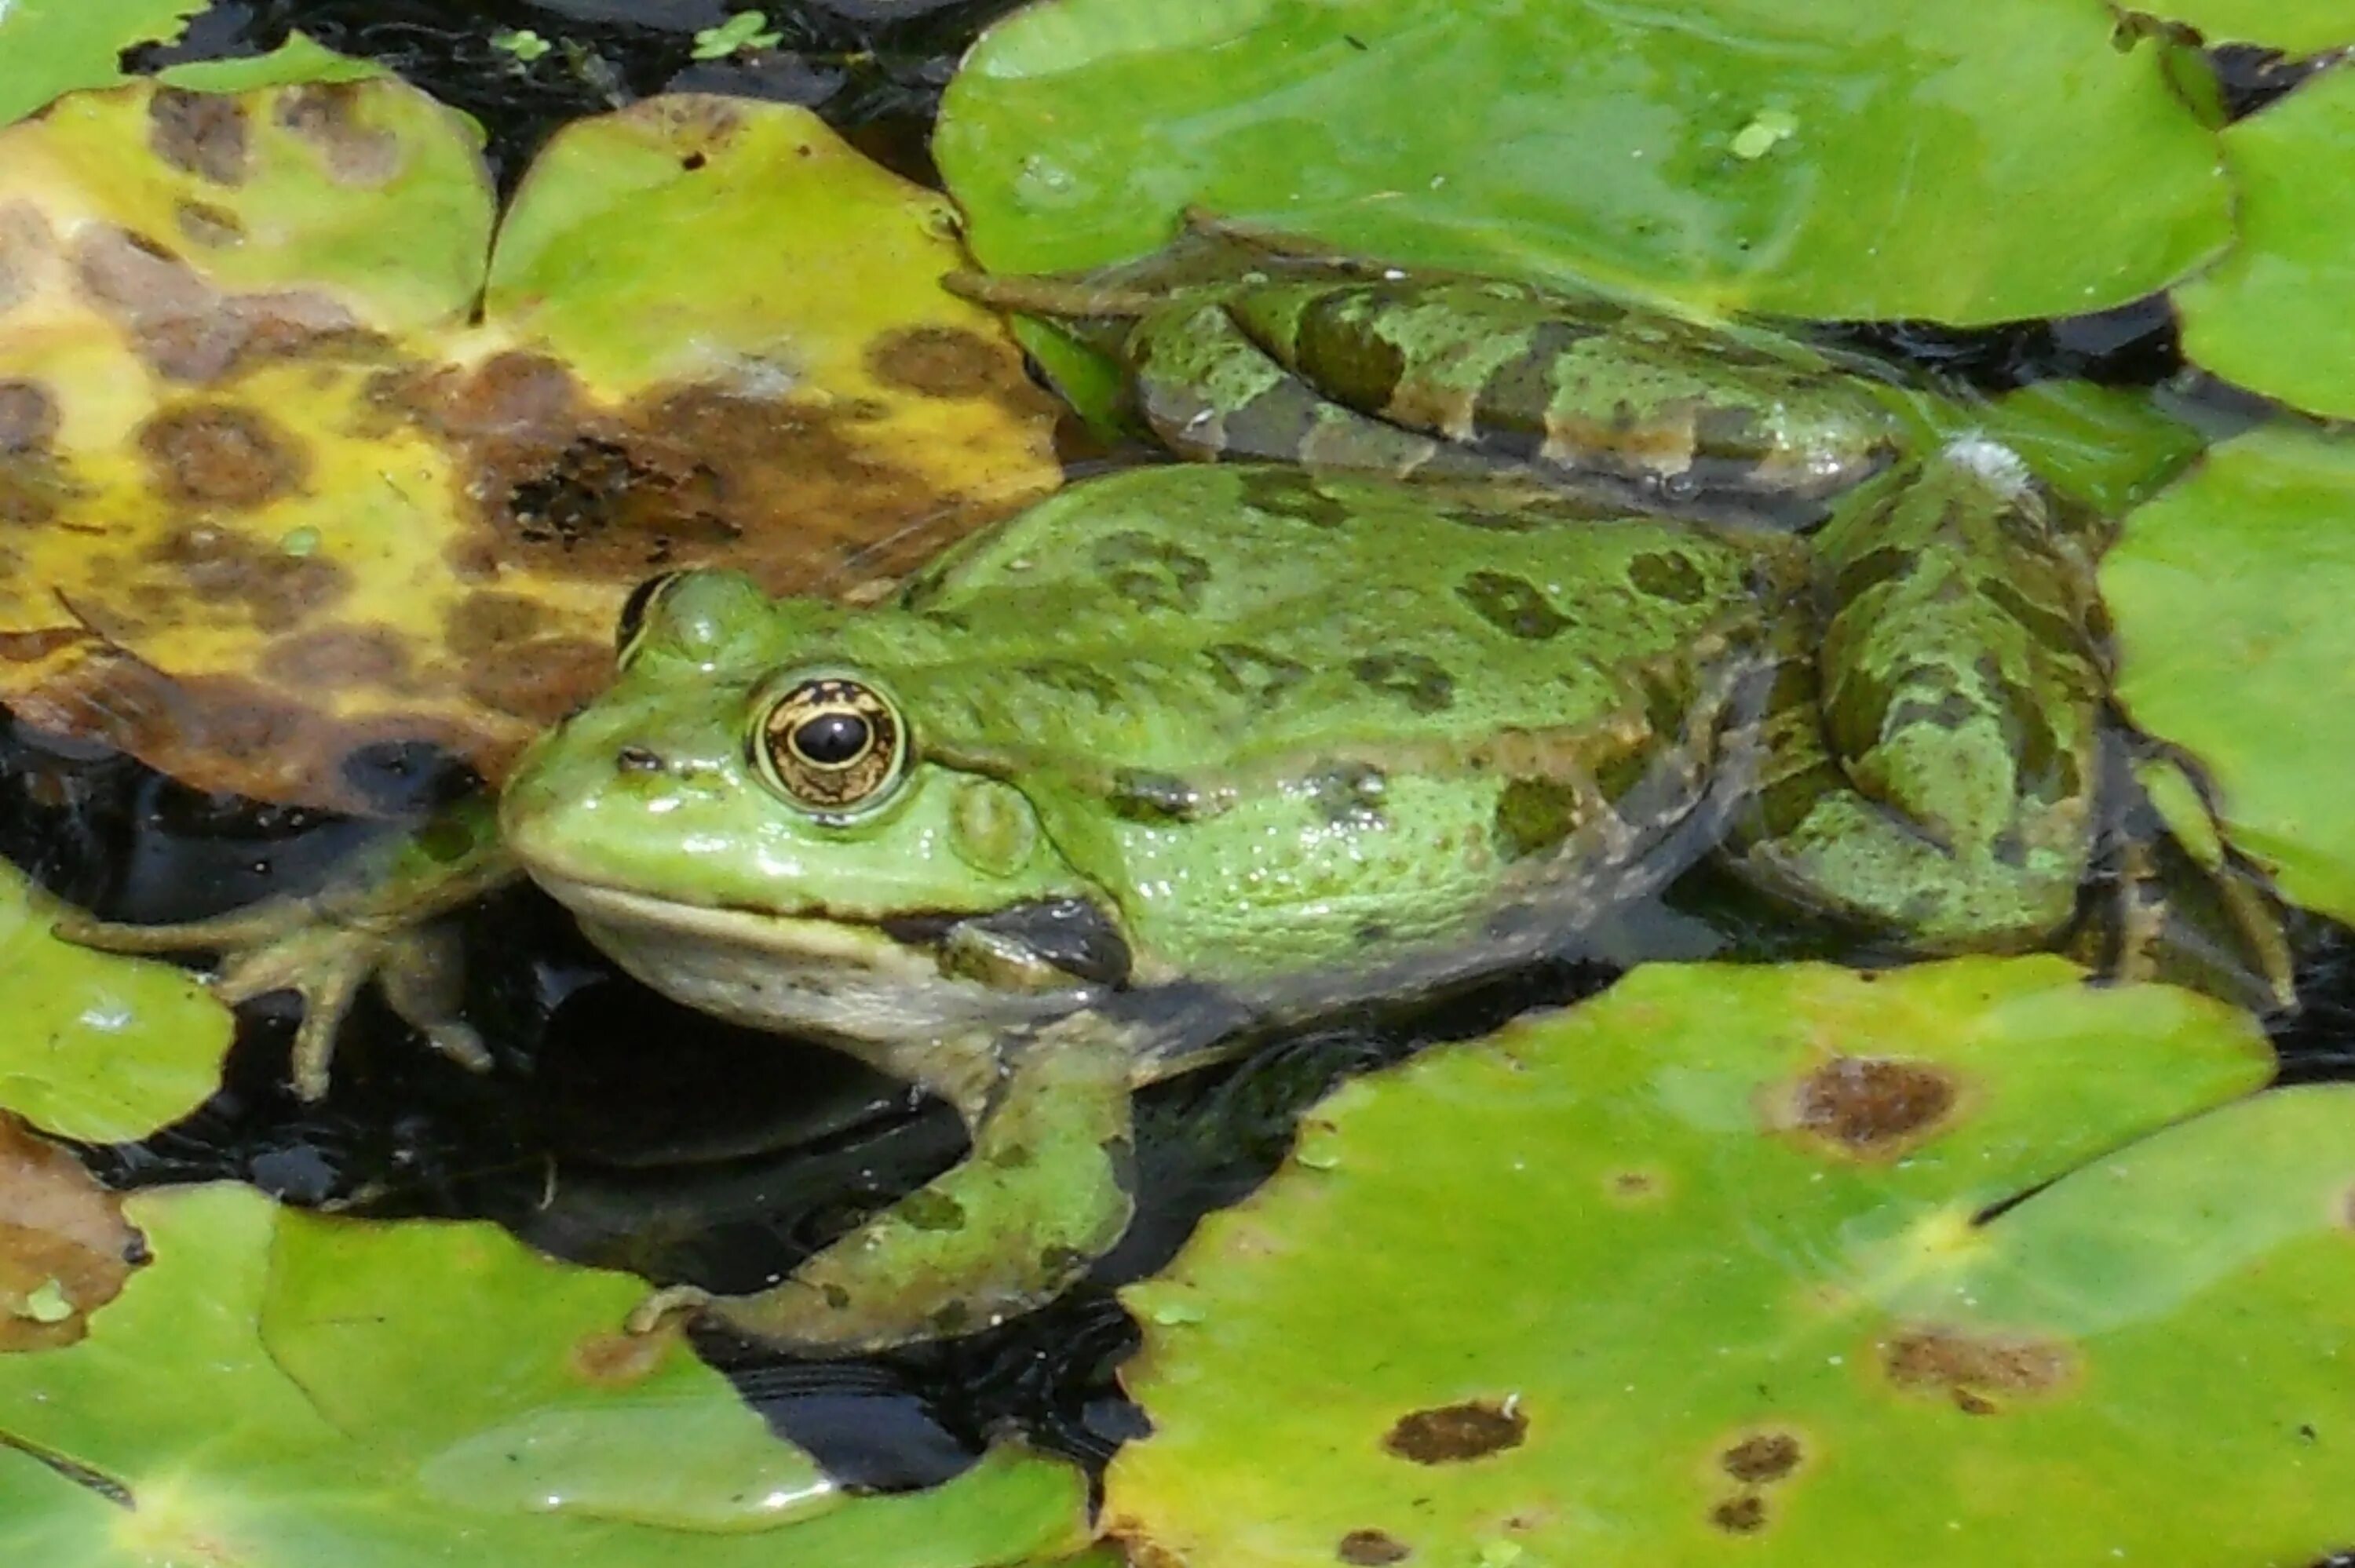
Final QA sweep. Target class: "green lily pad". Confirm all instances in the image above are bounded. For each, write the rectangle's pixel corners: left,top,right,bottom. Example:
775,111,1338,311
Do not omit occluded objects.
2101,425,2355,925
1108,959,2337,1566
0,0,207,127
2135,2,2355,51
0,860,228,1142
937,0,2228,325
2177,65,2355,420
0,74,1060,814
0,1183,1090,1564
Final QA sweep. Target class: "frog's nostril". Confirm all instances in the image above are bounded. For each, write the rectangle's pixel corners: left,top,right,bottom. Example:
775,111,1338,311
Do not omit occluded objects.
615,746,665,773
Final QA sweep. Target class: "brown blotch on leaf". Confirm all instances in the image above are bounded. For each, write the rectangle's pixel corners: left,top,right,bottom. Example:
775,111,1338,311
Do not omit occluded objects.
1882,1326,2076,1410
1382,1398,1528,1464
867,325,1005,396
1608,1169,1659,1200
0,1115,139,1352
0,201,57,312
75,224,371,382
444,592,554,658
142,523,349,633
1787,1056,1957,1158
1337,1528,1411,1564
174,199,246,249
461,634,613,725
275,83,403,186
6,651,480,811
1720,1430,1802,1484
139,403,307,510
258,623,417,691
1711,1495,1768,1534
571,1329,668,1384
148,88,250,184
0,381,59,454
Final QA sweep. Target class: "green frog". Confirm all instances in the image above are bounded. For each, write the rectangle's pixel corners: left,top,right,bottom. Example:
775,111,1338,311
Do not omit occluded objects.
70,220,2292,1355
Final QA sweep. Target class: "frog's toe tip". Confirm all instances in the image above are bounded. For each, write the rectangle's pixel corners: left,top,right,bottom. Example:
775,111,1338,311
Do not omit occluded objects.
626,1285,713,1336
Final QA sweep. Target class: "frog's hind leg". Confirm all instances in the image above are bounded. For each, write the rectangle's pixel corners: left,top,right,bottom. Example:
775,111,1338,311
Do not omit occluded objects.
630,1009,1143,1356
2072,738,2296,1010
1723,439,2107,952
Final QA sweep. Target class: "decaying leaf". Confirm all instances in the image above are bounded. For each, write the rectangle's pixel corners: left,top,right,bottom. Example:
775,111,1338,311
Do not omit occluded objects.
0,76,1061,811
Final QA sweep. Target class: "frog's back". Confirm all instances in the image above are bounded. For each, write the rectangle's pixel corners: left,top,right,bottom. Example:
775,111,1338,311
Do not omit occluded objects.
870,465,1779,775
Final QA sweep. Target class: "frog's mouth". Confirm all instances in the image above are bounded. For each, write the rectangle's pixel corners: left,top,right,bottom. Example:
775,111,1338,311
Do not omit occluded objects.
527,874,1130,1045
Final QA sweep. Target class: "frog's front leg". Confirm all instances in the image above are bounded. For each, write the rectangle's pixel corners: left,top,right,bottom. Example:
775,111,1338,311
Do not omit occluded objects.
630,1008,1142,1355
54,796,512,1098
1728,439,2106,950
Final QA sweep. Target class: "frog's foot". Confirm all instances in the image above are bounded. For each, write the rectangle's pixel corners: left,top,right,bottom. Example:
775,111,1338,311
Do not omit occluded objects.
627,1012,1141,1356
2077,748,2297,1012
53,800,511,1098
57,902,490,1099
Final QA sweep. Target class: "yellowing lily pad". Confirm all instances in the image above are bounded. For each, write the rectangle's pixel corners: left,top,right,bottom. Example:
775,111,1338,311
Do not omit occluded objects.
2177,65,2355,420
0,859,228,1141
2102,425,2355,925
937,0,2229,326
0,1183,1090,1564
0,75,1061,811
1108,959,2344,1567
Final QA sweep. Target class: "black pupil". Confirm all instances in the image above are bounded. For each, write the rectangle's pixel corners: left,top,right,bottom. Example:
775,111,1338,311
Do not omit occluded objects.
795,710,871,766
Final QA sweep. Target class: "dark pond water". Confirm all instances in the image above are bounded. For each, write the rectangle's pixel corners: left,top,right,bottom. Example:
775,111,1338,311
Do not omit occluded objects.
13,0,2355,1503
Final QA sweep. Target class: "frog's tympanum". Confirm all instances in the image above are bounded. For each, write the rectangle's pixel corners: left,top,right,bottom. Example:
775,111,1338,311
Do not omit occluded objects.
75,218,2296,1355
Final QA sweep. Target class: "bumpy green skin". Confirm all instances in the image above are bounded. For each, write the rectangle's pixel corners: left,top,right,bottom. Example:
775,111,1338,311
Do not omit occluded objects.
498,228,2239,1354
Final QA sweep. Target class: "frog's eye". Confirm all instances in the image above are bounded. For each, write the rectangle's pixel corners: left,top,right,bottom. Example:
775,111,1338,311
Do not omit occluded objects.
754,676,908,817
615,571,686,663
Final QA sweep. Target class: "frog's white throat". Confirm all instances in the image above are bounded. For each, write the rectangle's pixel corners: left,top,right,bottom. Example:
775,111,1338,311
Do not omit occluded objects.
528,875,1101,1048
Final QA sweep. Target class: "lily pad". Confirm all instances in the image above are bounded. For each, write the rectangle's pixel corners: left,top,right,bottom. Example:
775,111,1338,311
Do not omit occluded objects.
0,74,1061,812
0,1183,1090,1564
2134,2,2355,52
2101,425,2355,926
2176,64,2355,420
0,859,228,1141
937,0,2229,326
1107,958,2342,1566
0,0,208,127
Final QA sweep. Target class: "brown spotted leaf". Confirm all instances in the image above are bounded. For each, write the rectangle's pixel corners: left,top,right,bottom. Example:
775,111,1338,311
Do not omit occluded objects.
0,1117,135,1351
1112,959,2355,1566
0,76,1059,811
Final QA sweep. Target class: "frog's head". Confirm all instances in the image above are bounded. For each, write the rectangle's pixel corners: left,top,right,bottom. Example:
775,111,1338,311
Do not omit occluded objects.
499,569,1119,1047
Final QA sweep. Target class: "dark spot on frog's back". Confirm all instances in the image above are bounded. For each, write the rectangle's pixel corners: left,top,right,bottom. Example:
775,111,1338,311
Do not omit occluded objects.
1337,1529,1411,1565
1203,640,1309,704
1237,466,1356,529
148,89,250,185
1787,1056,1958,1157
1305,762,1387,828
139,403,305,509
1350,651,1454,713
1456,570,1569,640
1109,769,1212,824
1628,549,1708,603
1382,1398,1528,1464
1093,530,1211,611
